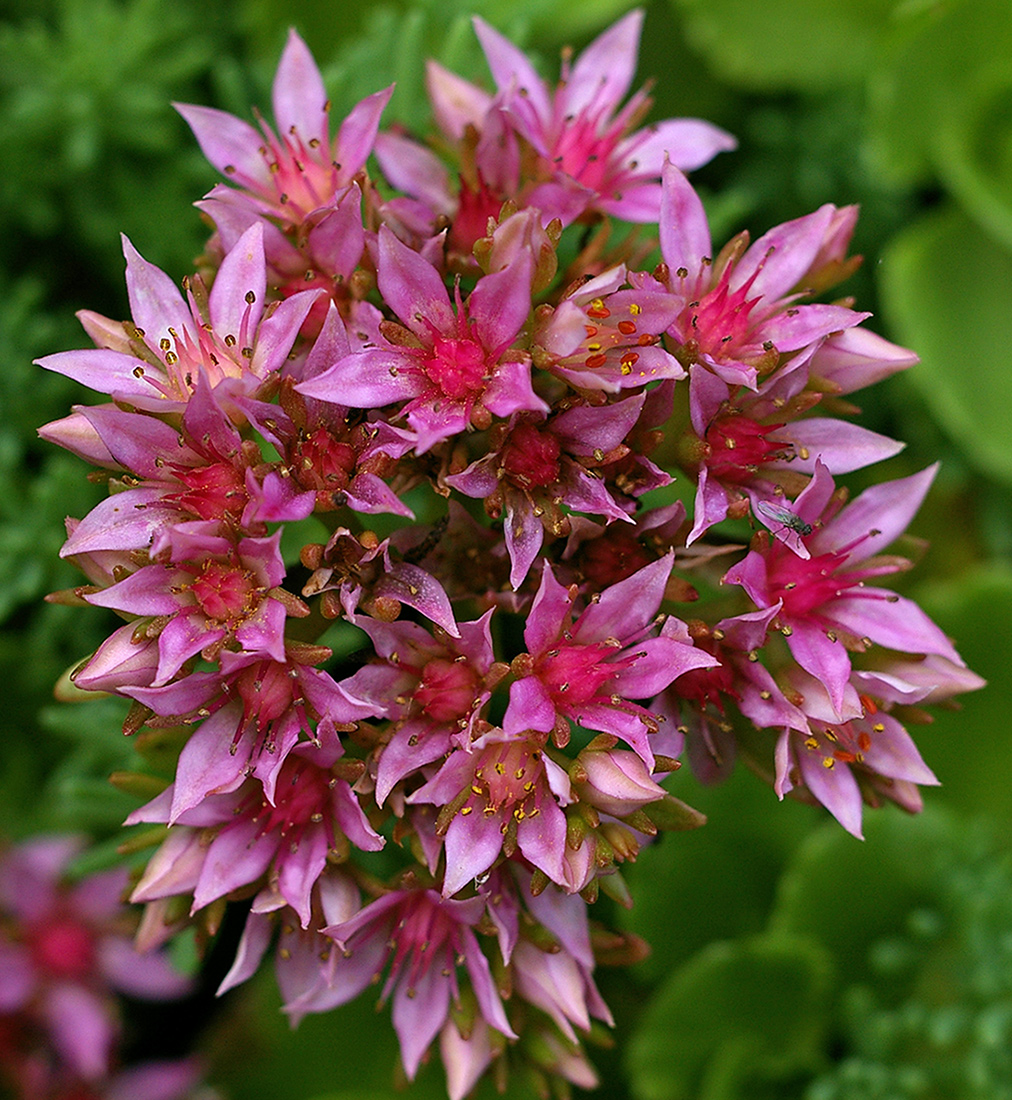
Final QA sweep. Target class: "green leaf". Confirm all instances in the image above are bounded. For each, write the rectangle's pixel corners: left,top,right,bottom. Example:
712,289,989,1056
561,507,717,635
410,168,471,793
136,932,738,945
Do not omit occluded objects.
627,934,832,1100
769,809,952,984
935,58,1012,249
622,766,820,981
669,0,902,92
880,204,1012,484
909,565,1012,824
867,0,1012,189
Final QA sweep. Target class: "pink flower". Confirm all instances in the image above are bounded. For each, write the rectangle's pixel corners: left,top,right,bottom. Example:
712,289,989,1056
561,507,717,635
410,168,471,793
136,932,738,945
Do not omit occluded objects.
337,611,502,805
533,265,685,393
84,529,292,687
379,11,735,234
723,460,965,718
773,668,940,838
682,360,904,547
298,227,543,452
445,396,651,588
123,647,373,821
407,726,574,896
475,10,734,224
130,726,382,926
654,607,809,785
651,164,868,390
504,556,718,766
37,224,322,413
322,889,516,1079
177,29,390,236
0,837,190,1083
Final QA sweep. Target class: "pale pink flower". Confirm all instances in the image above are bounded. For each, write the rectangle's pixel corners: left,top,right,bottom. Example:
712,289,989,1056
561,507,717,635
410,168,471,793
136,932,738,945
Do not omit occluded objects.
37,224,322,414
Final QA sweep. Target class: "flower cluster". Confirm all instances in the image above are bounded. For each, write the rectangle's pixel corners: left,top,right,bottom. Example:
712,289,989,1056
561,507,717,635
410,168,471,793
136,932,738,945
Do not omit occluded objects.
38,12,981,1098
0,836,201,1100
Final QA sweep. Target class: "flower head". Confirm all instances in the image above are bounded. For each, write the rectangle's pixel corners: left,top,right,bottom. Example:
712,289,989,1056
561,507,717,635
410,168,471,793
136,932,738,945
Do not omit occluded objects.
723,460,965,717
177,30,390,229
298,227,543,452
38,225,321,414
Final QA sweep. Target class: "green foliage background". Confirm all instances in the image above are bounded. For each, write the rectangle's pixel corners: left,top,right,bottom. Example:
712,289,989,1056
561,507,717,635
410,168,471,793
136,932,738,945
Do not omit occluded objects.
1,0,1010,1096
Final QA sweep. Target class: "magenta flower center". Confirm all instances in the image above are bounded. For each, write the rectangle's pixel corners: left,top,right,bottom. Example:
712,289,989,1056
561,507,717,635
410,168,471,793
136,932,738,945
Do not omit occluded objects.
674,267,765,363
421,335,488,400
704,414,788,483
250,758,331,846
258,126,336,222
168,460,248,523
388,894,459,987
413,657,478,723
550,114,621,193
500,423,562,490
536,641,627,705
28,917,96,980
189,560,262,622
768,548,859,618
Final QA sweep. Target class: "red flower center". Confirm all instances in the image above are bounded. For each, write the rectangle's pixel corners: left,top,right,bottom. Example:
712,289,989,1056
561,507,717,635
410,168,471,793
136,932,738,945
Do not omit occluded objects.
413,657,478,723
536,641,626,705
251,758,332,846
421,334,488,400
28,917,96,980
500,423,562,490
768,548,858,618
577,529,653,587
168,459,248,523
703,413,788,483
675,639,737,710
291,426,358,506
449,175,506,258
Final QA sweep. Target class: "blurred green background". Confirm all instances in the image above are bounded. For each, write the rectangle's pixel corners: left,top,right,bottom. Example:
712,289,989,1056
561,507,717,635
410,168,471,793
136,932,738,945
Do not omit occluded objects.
2,0,1011,1097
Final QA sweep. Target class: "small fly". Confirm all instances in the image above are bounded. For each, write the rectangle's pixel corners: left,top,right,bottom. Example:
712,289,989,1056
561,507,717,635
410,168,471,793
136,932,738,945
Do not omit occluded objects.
756,500,813,537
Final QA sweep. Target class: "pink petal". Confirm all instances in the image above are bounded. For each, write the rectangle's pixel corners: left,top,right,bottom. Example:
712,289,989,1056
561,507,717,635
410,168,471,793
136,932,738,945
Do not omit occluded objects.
785,617,854,718
191,817,275,912
472,16,551,121
659,163,712,277
122,235,195,347
377,226,454,338
208,222,266,340
44,983,115,1079
335,85,395,179
564,9,643,117
504,676,556,736
624,117,737,174
798,747,864,838
469,252,533,352
827,590,963,664
427,60,493,141
731,205,836,301
776,418,905,474
576,554,672,641
393,967,451,1078
442,812,505,897
272,30,329,147
174,101,273,191
814,463,938,566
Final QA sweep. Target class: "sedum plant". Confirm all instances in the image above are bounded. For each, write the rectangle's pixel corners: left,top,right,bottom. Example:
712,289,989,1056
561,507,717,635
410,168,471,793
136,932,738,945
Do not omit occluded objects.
31,10,982,1097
